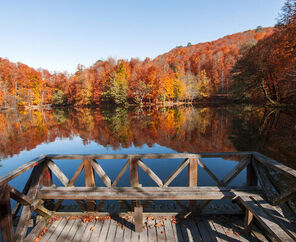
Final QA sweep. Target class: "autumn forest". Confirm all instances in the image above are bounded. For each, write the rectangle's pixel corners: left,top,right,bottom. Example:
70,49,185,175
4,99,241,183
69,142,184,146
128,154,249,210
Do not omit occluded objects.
0,1,295,109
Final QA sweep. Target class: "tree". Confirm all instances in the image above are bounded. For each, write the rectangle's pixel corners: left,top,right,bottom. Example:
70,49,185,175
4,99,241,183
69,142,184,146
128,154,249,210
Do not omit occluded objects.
197,70,213,97
52,89,67,106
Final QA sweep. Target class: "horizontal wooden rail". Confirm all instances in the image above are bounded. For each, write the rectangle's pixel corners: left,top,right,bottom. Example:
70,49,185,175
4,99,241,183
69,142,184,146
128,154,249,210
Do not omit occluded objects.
39,186,262,200
0,155,47,186
45,152,253,160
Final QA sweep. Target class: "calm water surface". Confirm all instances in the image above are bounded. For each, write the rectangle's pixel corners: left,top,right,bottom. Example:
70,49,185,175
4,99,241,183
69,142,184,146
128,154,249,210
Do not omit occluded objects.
1,105,295,192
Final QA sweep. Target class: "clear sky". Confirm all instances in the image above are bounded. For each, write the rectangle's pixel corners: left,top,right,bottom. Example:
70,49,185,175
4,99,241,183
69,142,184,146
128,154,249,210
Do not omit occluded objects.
0,0,286,73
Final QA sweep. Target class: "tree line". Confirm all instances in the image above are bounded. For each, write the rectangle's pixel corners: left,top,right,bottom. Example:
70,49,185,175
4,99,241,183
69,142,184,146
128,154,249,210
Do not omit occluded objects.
0,0,295,108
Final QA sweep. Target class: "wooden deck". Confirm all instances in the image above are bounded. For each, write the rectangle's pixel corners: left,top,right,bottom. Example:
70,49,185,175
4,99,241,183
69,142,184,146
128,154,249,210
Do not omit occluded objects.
35,215,268,242
1,152,296,242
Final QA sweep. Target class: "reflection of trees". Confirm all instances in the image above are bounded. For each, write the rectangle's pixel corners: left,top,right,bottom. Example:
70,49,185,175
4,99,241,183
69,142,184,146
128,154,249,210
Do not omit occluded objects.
229,107,296,168
0,106,295,169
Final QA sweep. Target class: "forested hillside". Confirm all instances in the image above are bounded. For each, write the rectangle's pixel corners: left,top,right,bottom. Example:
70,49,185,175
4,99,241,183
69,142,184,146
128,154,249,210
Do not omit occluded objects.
0,0,295,108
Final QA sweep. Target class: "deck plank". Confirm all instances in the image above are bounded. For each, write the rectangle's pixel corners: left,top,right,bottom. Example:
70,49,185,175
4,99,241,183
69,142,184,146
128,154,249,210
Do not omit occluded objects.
171,220,184,242
66,219,82,241
72,219,88,241
147,218,157,242
156,218,166,241
81,220,96,241
56,218,76,242
210,219,229,242
114,219,125,242
89,219,104,242
163,219,176,242
40,219,62,242
48,218,68,241
106,219,117,242
99,219,111,241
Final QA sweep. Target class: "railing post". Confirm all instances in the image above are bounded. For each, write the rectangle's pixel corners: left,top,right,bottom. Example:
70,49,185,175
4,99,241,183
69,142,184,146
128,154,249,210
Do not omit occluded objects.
247,155,258,186
84,159,96,211
0,183,15,242
188,158,198,212
130,158,143,232
41,160,54,210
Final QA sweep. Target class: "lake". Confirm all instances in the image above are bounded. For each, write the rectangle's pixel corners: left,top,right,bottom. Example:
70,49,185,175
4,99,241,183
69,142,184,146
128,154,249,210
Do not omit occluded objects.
0,105,295,198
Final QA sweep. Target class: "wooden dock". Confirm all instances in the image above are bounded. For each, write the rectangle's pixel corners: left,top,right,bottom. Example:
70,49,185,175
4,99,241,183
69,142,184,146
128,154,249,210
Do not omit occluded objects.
0,152,296,241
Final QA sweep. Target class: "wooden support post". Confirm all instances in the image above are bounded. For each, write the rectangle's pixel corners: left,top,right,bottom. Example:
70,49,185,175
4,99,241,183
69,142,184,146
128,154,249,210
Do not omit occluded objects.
130,159,143,232
0,183,15,242
244,208,253,235
84,159,96,211
247,156,258,186
40,163,54,210
188,158,198,212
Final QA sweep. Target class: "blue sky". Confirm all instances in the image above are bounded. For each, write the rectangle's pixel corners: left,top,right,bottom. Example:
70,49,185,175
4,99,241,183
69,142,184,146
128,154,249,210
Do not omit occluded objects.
0,0,286,73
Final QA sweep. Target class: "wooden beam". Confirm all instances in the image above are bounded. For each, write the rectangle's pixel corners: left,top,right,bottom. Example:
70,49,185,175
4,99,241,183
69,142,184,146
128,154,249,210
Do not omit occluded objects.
91,159,112,187
237,196,292,241
188,158,198,212
221,156,250,186
0,155,46,186
252,159,278,203
198,159,222,186
244,208,253,235
84,159,96,211
138,159,163,187
45,152,253,160
112,159,129,187
15,162,46,241
0,183,15,242
39,186,262,200
253,152,296,178
247,156,258,186
9,186,51,217
163,158,190,187
47,160,69,187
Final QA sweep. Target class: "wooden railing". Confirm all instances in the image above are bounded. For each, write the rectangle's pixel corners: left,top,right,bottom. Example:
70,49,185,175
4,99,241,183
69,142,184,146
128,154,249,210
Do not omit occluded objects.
1,152,296,240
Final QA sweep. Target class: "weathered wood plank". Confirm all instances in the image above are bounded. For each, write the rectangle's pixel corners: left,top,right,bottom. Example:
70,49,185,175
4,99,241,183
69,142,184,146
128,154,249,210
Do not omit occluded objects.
89,219,104,242
81,220,96,241
9,186,51,217
47,160,69,186
251,195,296,240
252,159,278,203
106,219,117,242
155,218,166,241
238,196,292,241
188,158,198,212
198,158,222,186
56,218,76,242
40,218,62,242
163,158,190,187
112,159,129,187
196,218,214,242
253,152,296,178
24,218,47,242
65,218,82,241
0,183,15,242
162,219,175,242
171,220,183,242
273,185,296,206
99,219,111,241
221,156,250,186
46,152,253,160
84,159,96,211
138,159,163,187
12,169,34,218
186,219,203,241
92,159,112,187
72,218,88,241
0,155,46,186
39,186,262,200
48,217,67,241
247,156,257,186
16,162,46,241
147,219,157,242
244,208,253,235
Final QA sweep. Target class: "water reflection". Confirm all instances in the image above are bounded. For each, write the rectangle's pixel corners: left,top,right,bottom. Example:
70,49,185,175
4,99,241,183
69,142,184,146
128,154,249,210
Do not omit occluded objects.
0,105,295,168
